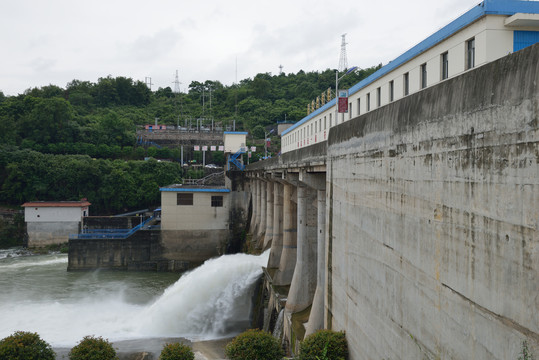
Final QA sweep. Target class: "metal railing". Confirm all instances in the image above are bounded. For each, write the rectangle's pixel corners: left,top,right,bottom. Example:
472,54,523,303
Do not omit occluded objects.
69,216,154,240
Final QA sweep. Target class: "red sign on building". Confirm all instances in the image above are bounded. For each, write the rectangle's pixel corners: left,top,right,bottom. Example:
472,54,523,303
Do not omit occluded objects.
338,89,348,113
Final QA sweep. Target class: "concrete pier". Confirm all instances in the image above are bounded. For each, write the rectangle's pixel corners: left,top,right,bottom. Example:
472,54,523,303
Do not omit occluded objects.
268,181,283,269
262,179,274,250
272,181,297,286
305,188,326,336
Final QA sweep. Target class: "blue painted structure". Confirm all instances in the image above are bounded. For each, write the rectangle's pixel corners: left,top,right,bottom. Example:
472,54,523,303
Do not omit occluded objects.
69,216,154,240
159,187,230,192
514,30,539,52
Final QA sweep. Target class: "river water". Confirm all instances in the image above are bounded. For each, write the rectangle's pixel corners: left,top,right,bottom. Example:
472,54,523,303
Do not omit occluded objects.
0,248,268,349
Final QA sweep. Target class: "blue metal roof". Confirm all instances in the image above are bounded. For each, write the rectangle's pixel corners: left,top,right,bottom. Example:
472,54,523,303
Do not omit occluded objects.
224,131,248,135
282,0,539,136
160,187,230,193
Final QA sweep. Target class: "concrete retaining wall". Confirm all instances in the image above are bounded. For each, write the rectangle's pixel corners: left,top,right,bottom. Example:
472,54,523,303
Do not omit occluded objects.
326,44,538,359
27,221,79,247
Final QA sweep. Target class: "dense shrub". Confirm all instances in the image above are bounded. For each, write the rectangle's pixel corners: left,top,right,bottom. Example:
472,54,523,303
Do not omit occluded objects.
299,330,348,360
159,342,195,360
225,329,284,360
69,336,118,360
0,331,55,360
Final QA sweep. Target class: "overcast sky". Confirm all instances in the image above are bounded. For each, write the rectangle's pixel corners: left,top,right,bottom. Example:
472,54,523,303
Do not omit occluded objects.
1,0,480,96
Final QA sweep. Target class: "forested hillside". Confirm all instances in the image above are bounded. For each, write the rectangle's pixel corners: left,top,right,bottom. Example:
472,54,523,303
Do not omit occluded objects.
0,66,379,215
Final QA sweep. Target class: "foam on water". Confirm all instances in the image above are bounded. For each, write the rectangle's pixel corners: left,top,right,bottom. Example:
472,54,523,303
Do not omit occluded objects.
0,250,269,347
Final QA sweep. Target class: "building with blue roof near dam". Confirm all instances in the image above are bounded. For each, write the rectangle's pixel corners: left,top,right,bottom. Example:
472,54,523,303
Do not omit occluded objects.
281,0,539,154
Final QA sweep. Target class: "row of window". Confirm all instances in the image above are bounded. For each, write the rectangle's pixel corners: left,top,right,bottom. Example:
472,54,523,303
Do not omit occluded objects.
177,193,223,207
283,37,476,150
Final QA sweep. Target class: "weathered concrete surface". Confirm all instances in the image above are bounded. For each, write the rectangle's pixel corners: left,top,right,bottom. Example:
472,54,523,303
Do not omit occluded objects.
268,181,284,268
160,229,227,263
305,188,326,336
26,221,79,247
285,184,318,313
262,180,274,249
273,182,298,286
326,44,539,359
246,141,327,172
68,230,165,271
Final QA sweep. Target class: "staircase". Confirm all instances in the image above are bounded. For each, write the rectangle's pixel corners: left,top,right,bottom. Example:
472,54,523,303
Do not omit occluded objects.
228,148,246,171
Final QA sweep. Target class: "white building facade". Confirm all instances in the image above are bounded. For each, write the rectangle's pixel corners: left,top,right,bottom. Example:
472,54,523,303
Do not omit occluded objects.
22,201,90,247
281,0,539,153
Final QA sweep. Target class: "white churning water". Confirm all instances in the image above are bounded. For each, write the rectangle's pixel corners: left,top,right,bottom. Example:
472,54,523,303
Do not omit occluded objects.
0,249,269,347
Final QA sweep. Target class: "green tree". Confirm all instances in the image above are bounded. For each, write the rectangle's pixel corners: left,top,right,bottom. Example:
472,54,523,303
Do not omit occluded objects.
0,331,55,360
225,329,284,360
159,342,194,360
69,336,118,360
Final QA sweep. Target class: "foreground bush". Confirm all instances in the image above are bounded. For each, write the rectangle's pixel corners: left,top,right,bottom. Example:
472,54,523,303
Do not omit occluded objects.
0,331,55,360
69,336,118,360
159,342,195,360
299,330,348,360
225,329,284,360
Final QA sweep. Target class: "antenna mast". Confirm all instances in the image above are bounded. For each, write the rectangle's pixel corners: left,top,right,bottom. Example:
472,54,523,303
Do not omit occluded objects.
338,33,348,71
279,64,283,75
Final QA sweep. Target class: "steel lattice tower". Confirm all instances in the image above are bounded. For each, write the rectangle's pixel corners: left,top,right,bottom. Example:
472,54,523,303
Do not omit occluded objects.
338,33,348,71
173,70,181,94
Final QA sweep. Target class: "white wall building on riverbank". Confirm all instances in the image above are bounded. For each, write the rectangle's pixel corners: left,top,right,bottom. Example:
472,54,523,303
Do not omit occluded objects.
22,200,91,247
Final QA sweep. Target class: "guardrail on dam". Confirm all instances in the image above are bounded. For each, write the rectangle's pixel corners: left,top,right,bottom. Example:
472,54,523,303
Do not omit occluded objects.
243,43,538,359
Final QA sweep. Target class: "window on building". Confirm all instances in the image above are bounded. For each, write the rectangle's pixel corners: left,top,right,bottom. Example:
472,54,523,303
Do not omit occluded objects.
376,87,381,107
324,116,326,129
177,193,193,206
367,93,371,111
467,38,475,69
211,196,223,207
315,121,317,133
349,102,352,119
329,113,332,127
420,63,427,89
357,98,361,115
441,52,449,80
404,72,409,96
389,80,394,102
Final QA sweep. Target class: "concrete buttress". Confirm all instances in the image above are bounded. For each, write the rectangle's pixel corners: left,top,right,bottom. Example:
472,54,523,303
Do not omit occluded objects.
252,179,261,236
285,183,318,313
256,180,267,245
268,181,283,269
272,181,297,286
305,188,326,336
262,179,274,250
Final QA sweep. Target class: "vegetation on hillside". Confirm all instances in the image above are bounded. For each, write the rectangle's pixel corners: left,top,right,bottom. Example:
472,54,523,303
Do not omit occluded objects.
0,66,380,219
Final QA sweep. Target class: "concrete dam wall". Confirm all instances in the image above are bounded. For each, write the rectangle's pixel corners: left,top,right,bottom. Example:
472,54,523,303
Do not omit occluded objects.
326,45,538,359
246,44,538,359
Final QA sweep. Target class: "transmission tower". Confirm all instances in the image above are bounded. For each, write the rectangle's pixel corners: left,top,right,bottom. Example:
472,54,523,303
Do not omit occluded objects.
279,64,283,75
173,70,181,94
338,33,348,72
172,70,182,128
145,77,153,90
